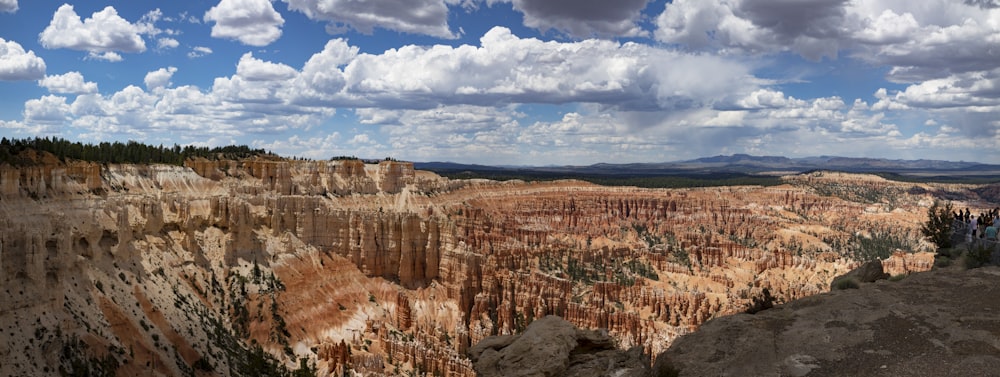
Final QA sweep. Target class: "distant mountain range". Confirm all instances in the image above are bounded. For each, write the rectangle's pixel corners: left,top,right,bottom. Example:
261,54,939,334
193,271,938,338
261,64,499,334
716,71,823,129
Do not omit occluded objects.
415,154,1000,178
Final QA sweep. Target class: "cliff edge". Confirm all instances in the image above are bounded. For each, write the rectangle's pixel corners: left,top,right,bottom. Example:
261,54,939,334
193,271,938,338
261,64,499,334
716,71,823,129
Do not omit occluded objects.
654,263,1000,377
474,264,1000,377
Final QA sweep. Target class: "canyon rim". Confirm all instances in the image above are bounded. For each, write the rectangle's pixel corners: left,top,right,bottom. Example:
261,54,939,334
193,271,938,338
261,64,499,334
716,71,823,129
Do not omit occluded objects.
3,151,997,376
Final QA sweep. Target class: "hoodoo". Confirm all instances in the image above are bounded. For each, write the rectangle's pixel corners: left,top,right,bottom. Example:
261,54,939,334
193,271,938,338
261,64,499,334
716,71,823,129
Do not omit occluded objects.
3,152,991,376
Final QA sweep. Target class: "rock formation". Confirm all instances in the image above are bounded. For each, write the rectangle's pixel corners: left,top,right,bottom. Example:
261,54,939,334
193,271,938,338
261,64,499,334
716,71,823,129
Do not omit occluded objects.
1,151,994,376
469,315,650,377
829,259,889,289
654,264,1000,377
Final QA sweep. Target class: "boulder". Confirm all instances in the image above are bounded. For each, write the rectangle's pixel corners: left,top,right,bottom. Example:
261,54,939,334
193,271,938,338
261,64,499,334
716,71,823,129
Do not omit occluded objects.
469,315,650,377
830,259,888,289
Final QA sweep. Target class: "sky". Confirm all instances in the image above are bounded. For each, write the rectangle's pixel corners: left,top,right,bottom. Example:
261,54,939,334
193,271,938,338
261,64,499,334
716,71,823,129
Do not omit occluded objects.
0,0,998,165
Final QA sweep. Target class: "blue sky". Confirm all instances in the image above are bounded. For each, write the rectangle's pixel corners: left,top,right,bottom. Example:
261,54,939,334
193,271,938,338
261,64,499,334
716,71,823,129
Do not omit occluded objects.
0,0,998,165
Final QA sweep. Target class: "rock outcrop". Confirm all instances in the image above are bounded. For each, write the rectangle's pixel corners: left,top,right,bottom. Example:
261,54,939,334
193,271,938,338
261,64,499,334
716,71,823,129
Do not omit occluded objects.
829,259,889,289
469,315,650,377
654,265,1000,377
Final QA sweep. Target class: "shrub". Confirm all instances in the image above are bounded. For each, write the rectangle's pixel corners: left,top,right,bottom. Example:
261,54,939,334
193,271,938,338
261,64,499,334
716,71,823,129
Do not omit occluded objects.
934,256,952,268
745,288,775,314
963,243,995,269
832,277,860,290
888,274,906,282
920,200,954,253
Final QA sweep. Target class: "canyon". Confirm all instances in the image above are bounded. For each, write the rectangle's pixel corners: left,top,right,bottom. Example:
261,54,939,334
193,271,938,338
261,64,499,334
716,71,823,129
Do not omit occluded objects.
1,151,994,376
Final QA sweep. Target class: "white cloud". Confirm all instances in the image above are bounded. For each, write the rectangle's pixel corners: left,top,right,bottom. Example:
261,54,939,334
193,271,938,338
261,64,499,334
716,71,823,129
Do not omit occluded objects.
144,67,178,90
874,69,1000,110
204,0,285,46
157,37,180,49
282,0,458,38
24,95,71,125
655,0,849,60
0,38,46,81
289,27,755,111
236,53,297,81
10,19,996,164
212,54,299,104
188,46,213,58
489,0,651,38
349,133,373,145
852,9,919,44
364,105,525,162
39,4,147,59
88,51,123,62
0,0,16,13
38,72,98,94
252,133,342,159
655,0,1000,79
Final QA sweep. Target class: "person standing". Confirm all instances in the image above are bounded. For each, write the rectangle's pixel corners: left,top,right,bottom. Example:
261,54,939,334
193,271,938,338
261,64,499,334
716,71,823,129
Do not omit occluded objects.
970,215,978,238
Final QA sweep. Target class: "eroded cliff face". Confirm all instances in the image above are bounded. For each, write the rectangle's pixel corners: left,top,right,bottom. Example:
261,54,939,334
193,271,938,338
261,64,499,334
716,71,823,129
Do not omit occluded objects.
0,155,977,376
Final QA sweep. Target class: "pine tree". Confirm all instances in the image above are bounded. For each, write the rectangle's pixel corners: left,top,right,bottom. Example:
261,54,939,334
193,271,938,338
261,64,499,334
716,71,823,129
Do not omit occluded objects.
920,200,954,254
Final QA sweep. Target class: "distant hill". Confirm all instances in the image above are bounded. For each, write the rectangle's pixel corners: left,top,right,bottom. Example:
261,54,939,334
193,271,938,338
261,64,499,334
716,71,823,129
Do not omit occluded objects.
416,154,1000,182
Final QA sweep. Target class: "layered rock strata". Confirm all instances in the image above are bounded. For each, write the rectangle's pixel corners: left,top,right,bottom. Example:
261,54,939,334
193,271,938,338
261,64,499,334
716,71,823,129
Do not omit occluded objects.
1,153,985,376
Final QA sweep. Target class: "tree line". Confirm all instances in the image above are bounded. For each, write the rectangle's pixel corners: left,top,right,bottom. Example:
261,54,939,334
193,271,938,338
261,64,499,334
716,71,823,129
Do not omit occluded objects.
0,137,269,166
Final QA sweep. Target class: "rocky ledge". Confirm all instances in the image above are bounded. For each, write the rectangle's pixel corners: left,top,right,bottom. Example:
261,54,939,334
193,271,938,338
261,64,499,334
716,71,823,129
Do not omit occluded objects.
472,264,1000,377
655,264,1000,377
469,315,650,377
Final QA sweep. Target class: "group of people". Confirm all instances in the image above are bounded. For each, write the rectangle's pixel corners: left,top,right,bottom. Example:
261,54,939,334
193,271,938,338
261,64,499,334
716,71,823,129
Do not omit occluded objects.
956,208,1000,241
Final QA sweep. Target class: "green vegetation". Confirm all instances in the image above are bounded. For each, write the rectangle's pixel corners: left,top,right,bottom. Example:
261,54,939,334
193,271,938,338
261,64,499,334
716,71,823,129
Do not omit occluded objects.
840,229,916,263
962,242,997,269
874,172,1000,185
539,251,659,286
832,277,860,290
0,137,268,166
920,200,954,253
58,333,120,377
934,255,953,268
803,180,903,205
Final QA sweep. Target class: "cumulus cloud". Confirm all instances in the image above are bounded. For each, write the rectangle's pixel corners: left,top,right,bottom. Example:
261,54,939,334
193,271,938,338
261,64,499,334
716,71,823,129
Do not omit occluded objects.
282,0,458,38
31,75,336,142
24,95,71,125
875,69,1000,110
252,133,342,159
144,67,178,90
10,22,990,164
288,27,755,111
236,53,297,81
38,72,98,94
39,4,147,59
204,0,285,46
0,38,46,80
655,0,850,60
359,105,526,162
656,0,1000,79
213,54,299,104
157,37,180,49
490,0,651,38
0,0,16,13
